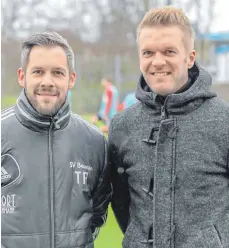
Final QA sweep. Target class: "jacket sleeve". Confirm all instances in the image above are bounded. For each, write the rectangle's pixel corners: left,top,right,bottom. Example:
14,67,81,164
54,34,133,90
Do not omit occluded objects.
91,137,112,240
108,121,130,234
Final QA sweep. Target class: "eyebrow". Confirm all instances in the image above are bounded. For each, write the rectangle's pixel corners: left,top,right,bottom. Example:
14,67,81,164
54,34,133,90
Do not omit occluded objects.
30,67,43,71
163,46,178,51
52,67,67,72
141,46,179,51
30,67,67,73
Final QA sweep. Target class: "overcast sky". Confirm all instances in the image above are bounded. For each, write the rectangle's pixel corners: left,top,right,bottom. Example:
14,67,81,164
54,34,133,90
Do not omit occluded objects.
211,0,229,32
46,0,229,33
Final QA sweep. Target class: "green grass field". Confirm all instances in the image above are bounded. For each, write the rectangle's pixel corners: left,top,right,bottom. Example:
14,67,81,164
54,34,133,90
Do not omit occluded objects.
95,206,123,248
1,96,123,248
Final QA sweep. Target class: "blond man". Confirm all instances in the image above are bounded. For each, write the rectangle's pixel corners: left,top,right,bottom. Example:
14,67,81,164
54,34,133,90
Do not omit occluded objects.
108,6,229,248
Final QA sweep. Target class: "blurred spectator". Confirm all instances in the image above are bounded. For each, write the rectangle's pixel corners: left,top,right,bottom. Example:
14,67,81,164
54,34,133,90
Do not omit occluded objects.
92,77,119,132
118,92,138,111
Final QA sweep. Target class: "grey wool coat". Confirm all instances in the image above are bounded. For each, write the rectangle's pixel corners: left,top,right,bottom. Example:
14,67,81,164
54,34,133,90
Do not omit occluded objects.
108,62,229,248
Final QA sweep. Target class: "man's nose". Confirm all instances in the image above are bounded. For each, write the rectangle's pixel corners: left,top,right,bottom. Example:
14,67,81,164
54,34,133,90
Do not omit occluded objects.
151,52,166,67
40,72,55,87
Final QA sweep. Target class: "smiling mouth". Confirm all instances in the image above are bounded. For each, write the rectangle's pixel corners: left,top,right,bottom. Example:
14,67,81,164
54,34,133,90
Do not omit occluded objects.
151,72,171,76
37,93,57,96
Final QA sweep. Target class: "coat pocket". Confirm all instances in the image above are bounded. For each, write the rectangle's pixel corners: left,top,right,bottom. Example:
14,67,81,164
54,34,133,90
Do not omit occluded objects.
202,225,223,248
214,214,229,248
122,221,152,248
56,228,93,248
184,225,223,248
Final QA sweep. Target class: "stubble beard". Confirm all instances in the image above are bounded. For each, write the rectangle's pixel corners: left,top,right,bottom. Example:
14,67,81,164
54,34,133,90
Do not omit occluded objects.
25,86,64,117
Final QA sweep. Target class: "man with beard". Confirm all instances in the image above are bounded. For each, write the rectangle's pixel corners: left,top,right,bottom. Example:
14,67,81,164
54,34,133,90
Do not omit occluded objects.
108,6,229,248
1,32,111,248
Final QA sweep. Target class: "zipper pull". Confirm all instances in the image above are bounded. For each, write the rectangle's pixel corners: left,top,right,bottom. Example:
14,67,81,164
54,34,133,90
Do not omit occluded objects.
51,117,60,130
54,122,60,130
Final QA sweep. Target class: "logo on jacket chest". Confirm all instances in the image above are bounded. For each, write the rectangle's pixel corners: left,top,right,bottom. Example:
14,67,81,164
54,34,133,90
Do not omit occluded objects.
1,167,11,180
70,161,93,185
1,194,16,214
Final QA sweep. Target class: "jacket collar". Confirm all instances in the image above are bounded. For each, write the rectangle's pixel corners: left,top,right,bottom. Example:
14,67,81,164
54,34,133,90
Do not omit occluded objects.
14,90,71,132
135,62,217,116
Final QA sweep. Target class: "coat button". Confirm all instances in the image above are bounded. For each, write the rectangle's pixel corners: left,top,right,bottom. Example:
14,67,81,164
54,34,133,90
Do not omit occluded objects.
117,167,125,174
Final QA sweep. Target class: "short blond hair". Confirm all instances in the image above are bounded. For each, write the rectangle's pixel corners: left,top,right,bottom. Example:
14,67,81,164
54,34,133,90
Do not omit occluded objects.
137,6,195,48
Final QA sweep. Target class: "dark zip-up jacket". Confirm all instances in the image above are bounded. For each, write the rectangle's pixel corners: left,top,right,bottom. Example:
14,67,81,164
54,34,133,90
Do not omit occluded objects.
1,90,111,248
108,63,229,248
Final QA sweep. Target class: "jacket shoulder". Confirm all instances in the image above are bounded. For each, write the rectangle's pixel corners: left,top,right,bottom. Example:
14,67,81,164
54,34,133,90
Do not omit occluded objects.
110,102,141,130
1,106,17,130
70,113,105,140
1,106,17,154
207,97,229,118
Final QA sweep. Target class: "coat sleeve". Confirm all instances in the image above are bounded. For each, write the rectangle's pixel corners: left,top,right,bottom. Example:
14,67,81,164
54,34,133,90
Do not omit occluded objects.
108,120,130,234
91,137,112,240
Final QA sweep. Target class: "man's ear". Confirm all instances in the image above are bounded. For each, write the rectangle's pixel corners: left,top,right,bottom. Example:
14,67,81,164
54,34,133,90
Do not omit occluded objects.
188,49,196,69
69,72,76,89
17,68,26,87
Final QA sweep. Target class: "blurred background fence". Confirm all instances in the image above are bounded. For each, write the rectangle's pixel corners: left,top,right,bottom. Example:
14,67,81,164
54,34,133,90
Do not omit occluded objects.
2,0,229,114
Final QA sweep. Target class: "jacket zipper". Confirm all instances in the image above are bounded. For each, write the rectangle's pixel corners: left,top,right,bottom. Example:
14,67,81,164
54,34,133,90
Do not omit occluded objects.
48,120,55,248
161,96,169,120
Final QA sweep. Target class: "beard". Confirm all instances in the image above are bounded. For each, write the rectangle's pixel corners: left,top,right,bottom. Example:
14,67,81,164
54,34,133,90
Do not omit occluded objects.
30,96,62,116
25,85,65,117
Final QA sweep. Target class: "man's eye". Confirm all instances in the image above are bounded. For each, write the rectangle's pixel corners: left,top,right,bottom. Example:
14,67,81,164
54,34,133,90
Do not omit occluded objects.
166,50,175,55
33,70,42,74
143,51,152,56
54,71,64,76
